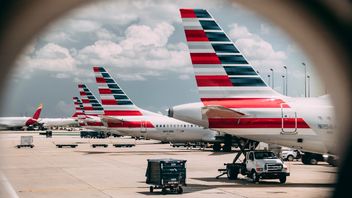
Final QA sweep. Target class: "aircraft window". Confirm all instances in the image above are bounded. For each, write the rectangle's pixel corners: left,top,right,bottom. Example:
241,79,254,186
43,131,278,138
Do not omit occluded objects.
163,125,165,127
184,125,186,127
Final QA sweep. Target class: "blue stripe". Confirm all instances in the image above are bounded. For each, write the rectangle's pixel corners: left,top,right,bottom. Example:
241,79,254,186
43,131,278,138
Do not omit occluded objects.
108,84,120,89
212,44,239,53
110,89,124,94
199,20,220,30
114,95,128,100
224,66,257,75
194,9,211,18
117,100,133,105
101,72,111,78
205,32,230,42
218,55,248,64
230,77,266,86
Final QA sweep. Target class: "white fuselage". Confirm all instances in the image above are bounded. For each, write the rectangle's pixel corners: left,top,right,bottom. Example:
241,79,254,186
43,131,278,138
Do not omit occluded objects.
0,117,30,130
39,118,78,127
171,96,336,155
98,110,219,143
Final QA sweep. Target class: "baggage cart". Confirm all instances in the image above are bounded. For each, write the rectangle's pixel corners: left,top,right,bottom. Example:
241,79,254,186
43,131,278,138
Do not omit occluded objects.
146,158,186,194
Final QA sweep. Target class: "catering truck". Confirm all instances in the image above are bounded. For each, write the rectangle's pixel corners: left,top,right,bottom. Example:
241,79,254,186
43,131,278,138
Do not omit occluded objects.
221,150,290,183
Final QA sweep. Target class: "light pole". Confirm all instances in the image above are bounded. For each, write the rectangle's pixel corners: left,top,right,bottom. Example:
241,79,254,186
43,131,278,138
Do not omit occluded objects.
302,62,307,97
282,75,285,94
267,74,271,87
270,68,274,89
307,75,311,97
283,66,288,95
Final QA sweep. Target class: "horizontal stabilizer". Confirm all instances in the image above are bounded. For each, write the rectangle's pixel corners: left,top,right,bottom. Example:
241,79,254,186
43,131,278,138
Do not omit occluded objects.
201,105,247,119
100,116,124,126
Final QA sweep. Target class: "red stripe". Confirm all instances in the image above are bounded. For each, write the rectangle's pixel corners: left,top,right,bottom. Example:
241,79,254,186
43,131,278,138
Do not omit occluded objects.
195,75,232,87
184,30,208,41
96,77,106,83
79,91,86,96
86,121,104,126
101,99,117,105
201,98,290,108
180,9,196,18
209,118,310,128
84,107,94,110
104,110,142,116
81,99,90,103
99,88,112,94
78,84,84,88
108,121,154,128
93,67,100,72
190,53,221,64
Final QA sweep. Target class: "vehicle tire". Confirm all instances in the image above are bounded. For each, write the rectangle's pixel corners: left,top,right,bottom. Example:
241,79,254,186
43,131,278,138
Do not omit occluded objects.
177,186,183,194
30,145,34,148
279,175,287,184
149,186,153,193
227,167,238,180
213,143,221,152
309,158,318,165
92,145,96,148
161,187,167,195
222,144,232,152
251,170,259,183
287,155,294,161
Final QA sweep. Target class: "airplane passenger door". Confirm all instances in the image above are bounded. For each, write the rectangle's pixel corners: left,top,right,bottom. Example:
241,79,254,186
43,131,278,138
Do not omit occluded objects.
141,121,147,134
281,103,297,134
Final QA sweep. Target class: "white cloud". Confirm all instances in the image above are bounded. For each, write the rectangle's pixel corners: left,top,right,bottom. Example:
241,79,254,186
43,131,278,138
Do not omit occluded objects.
228,23,287,69
17,43,76,73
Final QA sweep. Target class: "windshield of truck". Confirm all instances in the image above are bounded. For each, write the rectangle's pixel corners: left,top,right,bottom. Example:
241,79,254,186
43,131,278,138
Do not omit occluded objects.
254,152,277,159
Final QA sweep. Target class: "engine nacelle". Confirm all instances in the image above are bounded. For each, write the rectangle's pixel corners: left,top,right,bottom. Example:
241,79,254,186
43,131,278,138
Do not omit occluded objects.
168,102,208,127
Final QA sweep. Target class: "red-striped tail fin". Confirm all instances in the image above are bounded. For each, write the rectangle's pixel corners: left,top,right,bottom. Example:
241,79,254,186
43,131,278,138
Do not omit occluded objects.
93,66,142,116
72,97,85,118
179,9,282,101
78,84,104,116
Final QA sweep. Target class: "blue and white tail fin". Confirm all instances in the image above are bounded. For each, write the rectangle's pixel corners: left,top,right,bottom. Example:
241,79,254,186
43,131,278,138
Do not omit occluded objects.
78,84,104,116
180,9,282,102
93,66,142,116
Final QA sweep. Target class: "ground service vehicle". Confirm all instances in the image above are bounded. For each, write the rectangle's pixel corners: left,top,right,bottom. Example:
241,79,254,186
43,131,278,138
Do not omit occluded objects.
222,150,289,183
146,159,186,194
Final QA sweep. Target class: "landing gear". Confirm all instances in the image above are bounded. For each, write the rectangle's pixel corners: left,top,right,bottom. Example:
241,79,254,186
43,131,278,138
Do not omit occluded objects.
222,134,232,152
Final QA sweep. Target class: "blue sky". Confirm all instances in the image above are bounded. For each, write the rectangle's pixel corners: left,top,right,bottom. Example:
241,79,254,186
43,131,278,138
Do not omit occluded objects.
1,0,324,117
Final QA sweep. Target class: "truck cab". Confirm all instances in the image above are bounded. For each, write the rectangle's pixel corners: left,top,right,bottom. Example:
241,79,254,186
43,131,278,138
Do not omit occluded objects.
224,150,290,183
246,151,289,183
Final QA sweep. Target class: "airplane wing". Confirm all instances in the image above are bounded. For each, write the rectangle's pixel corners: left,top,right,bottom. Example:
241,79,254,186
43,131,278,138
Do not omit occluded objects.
201,106,248,119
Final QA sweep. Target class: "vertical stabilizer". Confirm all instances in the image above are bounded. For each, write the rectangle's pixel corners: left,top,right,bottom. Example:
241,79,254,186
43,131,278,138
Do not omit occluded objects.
179,8,282,101
93,66,142,116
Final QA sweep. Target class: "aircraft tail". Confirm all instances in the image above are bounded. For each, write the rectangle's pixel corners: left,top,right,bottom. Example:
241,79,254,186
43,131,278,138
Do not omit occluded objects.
93,66,142,116
179,9,282,102
78,84,104,116
31,103,43,120
72,97,85,118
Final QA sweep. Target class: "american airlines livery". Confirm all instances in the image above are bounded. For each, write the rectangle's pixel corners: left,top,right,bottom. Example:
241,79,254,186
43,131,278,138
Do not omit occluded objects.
0,103,43,130
93,66,219,144
168,9,336,157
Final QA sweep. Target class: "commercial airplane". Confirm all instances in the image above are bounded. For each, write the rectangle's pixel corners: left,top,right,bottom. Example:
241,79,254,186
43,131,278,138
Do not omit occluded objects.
93,66,220,144
77,84,123,136
0,103,43,130
168,9,336,157
36,97,85,129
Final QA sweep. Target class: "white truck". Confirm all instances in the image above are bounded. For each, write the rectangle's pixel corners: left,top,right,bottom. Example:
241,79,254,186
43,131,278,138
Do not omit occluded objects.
222,150,290,183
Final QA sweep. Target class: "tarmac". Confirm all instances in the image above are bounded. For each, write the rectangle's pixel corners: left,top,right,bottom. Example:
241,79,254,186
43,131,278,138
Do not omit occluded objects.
0,131,337,198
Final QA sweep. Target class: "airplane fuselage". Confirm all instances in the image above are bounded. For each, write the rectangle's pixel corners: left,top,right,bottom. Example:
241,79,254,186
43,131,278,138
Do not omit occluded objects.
0,117,31,130
171,96,336,154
